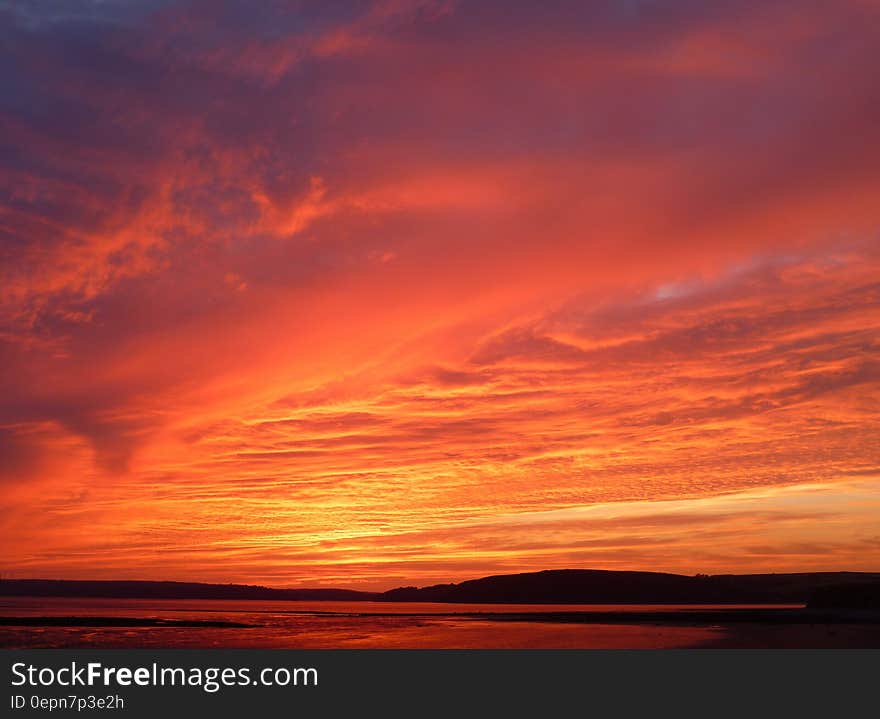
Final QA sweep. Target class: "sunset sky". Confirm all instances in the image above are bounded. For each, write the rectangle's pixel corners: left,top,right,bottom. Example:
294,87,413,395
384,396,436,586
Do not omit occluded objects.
1,0,879,590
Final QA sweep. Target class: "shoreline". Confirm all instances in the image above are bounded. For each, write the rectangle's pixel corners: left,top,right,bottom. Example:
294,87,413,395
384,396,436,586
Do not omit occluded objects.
3,607,879,628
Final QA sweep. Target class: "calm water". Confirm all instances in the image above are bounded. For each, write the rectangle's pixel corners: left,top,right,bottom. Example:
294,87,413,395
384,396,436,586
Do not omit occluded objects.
0,597,809,649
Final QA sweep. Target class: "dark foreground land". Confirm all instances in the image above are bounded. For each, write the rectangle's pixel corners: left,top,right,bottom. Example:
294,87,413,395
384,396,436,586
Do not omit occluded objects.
2,606,879,649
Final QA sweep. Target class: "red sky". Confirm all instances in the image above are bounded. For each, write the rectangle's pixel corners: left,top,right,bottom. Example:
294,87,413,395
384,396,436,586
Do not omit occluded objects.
1,0,879,590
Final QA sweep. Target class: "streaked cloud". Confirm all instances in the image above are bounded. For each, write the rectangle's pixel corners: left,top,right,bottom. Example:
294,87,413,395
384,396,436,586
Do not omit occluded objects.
1,0,878,587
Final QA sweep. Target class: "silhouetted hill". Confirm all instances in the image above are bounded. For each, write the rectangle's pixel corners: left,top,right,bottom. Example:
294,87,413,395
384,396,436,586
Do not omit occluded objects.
380,569,880,604
5,570,880,604
0,579,378,602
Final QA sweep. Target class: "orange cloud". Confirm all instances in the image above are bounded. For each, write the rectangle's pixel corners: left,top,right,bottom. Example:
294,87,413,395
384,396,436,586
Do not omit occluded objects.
1,0,878,588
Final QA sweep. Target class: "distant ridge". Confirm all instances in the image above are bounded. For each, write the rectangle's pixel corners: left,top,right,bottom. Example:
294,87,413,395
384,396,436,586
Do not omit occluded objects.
381,569,880,604
3,570,879,605
0,579,378,602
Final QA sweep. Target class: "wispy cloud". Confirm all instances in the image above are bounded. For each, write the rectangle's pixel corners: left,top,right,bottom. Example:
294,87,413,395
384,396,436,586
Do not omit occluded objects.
1,0,878,587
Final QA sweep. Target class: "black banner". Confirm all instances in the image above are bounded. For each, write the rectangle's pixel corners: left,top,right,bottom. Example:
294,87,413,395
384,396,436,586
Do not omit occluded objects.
4,650,877,717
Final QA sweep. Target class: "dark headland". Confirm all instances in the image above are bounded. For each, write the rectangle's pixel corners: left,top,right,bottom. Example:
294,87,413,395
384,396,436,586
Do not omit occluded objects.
4,569,880,607
0,579,376,602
